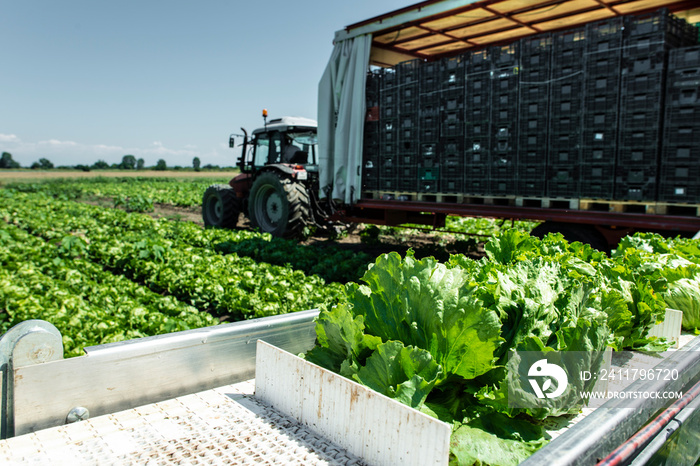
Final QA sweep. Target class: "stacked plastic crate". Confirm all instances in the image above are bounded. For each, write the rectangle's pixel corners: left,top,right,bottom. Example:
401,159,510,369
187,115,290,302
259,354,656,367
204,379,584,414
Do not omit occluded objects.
417,60,441,193
660,45,700,203
580,17,624,200
378,68,398,191
517,34,551,198
549,27,586,198
362,70,381,191
438,56,466,194
395,60,422,192
618,9,694,201
489,44,520,196
464,49,492,195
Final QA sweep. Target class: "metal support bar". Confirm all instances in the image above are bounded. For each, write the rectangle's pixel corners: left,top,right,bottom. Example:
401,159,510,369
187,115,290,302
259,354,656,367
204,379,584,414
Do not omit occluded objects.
0,320,63,439
8,310,319,437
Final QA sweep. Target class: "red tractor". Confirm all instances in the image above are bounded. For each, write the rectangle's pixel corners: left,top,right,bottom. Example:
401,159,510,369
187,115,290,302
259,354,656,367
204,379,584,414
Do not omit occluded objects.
202,114,326,239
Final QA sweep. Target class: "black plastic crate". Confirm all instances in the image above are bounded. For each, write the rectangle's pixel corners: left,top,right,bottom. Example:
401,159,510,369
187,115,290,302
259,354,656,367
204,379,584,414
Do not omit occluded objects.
420,142,439,158
550,98,584,118
619,109,663,131
618,145,660,165
614,181,657,202
379,88,399,107
669,46,700,70
519,114,548,133
619,90,664,113
467,49,491,74
580,163,615,181
624,8,697,45
420,61,441,93
552,27,587,64
422,125,440,142
520,34,552,71
664,124,700,145
666,82,700,107
518,147,548,166
465,121,490,139
492,89,518,109
582,145,616,164
443,93,465,113
398,177,418,193
442,156,463,173
489,178,515,196
493,124,515,140
621,52,667,74
465,149,488,165
518,176,547,197
520,83,549,104
419,114,440,132
491,105,517,124
491,43,520,68
660,163,700,182
419,96,441,117
441,55,466,89
586,16,624,47
660,143,700,164
584,93,620,115
616,166,657,185
380,103,399,119
549,146,581,164
441,112,465,137
582,124,617,148
585,53,623,80
547,180,580,199
492,139,515,154
397,59,421,84
441,176,464,194
550,114,583,135
585,74,621,96
466,74,491,94
380,69,397,90
550,79,585,103
665,106,700,126
658,181,700,203
463,176,490,196
400,128,420,147
399,84,420,105
442,138,464,157
361,169,379,191
421,156,440,169
580,180,615,200
395,164,419,179
619,125,663,148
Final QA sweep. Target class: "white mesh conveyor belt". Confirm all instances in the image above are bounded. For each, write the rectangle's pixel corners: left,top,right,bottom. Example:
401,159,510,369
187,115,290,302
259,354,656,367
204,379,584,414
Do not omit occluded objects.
0,380,365,465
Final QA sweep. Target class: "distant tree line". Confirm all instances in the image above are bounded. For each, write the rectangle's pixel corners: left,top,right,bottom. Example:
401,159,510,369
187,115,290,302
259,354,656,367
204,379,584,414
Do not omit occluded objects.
0,153,228,171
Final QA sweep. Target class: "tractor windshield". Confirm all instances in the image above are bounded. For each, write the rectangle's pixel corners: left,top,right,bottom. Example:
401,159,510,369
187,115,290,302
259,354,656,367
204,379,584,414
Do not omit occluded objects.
286,131,317,164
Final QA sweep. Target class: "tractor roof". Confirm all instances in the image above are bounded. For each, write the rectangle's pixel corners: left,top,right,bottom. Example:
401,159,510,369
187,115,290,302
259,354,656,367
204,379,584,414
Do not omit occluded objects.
253,116,318,135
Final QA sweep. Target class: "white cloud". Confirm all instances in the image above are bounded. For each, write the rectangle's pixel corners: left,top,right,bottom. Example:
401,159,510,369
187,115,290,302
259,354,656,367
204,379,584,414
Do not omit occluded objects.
39,139,78,146
0,133,20,142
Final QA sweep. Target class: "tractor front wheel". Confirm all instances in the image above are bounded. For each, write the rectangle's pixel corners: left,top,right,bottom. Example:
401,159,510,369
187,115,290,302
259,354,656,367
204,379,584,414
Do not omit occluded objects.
248,172,311,239
202,184,240,228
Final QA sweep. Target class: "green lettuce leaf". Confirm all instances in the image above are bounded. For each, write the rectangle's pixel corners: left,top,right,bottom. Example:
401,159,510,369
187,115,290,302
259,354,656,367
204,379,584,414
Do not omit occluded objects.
349,252,503,382
348,340,442,409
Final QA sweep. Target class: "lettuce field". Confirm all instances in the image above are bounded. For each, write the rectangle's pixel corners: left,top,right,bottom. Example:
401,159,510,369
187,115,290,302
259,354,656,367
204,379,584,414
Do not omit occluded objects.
2,174,700,464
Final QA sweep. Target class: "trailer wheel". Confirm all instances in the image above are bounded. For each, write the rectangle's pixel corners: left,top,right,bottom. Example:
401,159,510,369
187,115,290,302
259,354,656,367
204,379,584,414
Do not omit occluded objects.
530,222,609,252
202,184,240,228
248,172,311,239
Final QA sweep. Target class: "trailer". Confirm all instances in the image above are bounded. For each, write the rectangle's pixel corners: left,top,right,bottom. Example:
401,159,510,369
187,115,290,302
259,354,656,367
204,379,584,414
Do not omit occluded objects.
208,0,700,250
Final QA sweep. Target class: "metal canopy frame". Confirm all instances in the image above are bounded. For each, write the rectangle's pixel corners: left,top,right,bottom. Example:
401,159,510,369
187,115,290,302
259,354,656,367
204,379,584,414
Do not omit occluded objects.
338,0,700,66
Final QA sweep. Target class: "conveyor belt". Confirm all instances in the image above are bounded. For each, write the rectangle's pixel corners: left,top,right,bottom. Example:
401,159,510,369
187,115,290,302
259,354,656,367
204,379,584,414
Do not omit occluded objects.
0,380,364,465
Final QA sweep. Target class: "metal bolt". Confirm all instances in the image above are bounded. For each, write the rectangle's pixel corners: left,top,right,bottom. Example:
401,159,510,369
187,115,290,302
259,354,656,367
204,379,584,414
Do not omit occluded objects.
66,406,90,424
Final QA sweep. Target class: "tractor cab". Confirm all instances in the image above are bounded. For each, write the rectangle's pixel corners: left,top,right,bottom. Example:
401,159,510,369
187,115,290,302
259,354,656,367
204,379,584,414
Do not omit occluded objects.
233,116,319,174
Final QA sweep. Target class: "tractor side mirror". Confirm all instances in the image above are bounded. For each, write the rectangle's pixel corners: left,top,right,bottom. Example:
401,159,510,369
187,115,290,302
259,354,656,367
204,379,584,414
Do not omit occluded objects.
229,136,235,148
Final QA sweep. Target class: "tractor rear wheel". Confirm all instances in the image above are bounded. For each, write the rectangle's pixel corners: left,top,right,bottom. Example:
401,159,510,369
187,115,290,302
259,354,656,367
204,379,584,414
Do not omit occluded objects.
248,172,311,239
202,184,240,228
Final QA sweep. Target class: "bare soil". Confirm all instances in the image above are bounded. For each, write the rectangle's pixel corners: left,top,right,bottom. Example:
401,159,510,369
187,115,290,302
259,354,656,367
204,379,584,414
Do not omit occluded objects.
147,203,485,261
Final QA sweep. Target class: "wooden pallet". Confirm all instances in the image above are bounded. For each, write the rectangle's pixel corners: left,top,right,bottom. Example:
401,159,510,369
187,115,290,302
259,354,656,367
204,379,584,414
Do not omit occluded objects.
362,191,700,217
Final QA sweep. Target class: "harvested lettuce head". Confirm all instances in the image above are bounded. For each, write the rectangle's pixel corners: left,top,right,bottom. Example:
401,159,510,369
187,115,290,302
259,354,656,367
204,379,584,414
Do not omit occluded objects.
664,278,700,330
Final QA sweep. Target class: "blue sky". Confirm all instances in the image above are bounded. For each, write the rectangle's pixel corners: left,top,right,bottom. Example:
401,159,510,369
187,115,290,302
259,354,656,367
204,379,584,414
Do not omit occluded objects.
1,1,410,168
